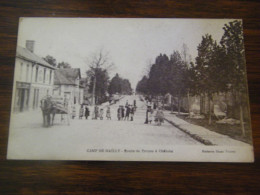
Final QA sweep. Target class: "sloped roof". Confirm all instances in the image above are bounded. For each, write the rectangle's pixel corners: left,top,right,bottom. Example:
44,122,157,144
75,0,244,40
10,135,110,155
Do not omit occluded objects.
54,68,81,85
16,46,55,69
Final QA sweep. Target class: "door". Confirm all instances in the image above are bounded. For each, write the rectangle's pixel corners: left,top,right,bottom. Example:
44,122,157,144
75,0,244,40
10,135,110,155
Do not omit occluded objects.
20,89,25,112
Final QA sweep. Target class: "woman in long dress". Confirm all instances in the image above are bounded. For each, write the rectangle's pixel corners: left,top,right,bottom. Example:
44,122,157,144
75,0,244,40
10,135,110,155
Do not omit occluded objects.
106,106,111,120
155,107,164,126
85,105,90,119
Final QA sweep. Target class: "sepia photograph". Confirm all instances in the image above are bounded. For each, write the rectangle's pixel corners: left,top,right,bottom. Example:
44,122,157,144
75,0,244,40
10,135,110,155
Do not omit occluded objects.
7,18,254,162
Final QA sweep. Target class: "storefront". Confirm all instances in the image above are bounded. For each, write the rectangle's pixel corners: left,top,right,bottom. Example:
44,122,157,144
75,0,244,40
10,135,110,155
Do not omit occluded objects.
14,81,31,112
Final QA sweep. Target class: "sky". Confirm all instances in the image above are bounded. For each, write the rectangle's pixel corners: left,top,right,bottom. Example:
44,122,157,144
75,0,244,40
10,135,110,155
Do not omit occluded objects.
17,18,237,89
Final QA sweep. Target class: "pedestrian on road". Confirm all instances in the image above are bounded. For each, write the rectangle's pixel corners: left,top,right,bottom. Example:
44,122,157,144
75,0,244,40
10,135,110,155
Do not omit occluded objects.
71,104,76,119
106,106,111,120
148,109,153,124
99,108,104,120
117,106,122,120
129,105,134,121
121,106,125,119
79,105,84,119
133,100,137,113
85,105,90,119
93,105,99,120
155,107,164,126
144,106,151,124
125,105,130,121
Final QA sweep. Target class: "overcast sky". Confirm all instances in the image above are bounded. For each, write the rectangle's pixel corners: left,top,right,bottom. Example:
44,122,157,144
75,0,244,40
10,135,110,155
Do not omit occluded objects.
17,18,237,88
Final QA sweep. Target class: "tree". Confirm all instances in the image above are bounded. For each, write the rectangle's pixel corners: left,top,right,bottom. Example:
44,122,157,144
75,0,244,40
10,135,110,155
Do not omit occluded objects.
136,76,148,94
43,55,57,67
195,34,219,124
168,51,188,114
86,49,114,105
220,20,247,136
57,61,71,69
108,73,132,95
108,73,121,95
87,68,109,104
121,79,132,95
147,54,169,95
181,44,192,116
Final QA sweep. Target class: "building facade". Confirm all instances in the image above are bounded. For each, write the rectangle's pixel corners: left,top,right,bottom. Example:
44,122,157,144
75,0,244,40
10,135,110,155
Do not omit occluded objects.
12,41,56,112
53,68,84,105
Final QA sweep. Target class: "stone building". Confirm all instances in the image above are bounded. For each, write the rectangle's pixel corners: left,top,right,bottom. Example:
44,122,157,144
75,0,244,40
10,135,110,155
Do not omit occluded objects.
12,40,56,112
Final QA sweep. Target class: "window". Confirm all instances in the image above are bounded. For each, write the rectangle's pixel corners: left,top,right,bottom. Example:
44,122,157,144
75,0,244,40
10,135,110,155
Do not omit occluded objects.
43,68,46,83
35,67,39,82
20,63,23,80
49,70,52,84
26,64,29,82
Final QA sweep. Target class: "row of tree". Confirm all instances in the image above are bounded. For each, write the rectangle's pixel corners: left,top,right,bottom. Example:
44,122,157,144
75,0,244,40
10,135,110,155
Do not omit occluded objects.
108,73,132,95
136,20,248,135
84,50,132,104
43,51,132,105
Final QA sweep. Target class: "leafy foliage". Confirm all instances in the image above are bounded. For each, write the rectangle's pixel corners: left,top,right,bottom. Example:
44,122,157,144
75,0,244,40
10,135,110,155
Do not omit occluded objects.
57,62,71,69
43,55,57,67
108,73,132,95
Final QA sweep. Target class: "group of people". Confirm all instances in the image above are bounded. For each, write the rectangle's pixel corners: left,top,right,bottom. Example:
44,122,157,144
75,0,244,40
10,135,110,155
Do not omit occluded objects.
145,104,165,126
77,105,111,120
117,104,135,121
71,98,164,126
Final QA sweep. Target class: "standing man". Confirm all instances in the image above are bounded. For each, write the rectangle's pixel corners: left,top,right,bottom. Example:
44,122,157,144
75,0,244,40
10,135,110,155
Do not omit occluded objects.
144,105,151,124
125,105,130,121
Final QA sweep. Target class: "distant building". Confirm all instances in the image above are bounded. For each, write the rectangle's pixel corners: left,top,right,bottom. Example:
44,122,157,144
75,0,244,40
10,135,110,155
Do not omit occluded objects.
53,68,84,105
12,40,56,112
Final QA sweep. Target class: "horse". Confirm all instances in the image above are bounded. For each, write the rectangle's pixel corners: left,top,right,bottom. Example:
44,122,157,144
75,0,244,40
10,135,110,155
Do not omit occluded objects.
40,97,56,127
40,97,70,127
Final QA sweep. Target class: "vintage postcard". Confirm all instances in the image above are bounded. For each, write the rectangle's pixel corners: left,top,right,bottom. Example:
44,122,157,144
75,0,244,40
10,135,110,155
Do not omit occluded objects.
7,18,254,162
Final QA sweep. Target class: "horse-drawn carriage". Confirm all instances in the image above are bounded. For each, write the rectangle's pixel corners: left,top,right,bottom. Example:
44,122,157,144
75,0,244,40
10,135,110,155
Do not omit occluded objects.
40,96,70,127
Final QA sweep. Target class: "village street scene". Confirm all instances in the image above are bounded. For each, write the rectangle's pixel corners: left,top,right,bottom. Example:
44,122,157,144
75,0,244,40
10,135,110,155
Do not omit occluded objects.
7,18,253,160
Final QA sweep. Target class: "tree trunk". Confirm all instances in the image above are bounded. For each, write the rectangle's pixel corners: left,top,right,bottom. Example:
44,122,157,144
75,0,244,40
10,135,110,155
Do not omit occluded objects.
208,94,212,125
240,105,245,136
187,90,191,117
92,75,96,106
200,94,203,115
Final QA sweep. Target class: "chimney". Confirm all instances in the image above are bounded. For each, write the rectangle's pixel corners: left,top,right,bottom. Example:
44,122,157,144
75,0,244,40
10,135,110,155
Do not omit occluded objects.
26,40,35,53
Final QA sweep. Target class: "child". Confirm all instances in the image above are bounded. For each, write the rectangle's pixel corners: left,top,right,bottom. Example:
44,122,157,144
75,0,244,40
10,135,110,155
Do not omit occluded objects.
106,106,111,120
99,108,104,120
